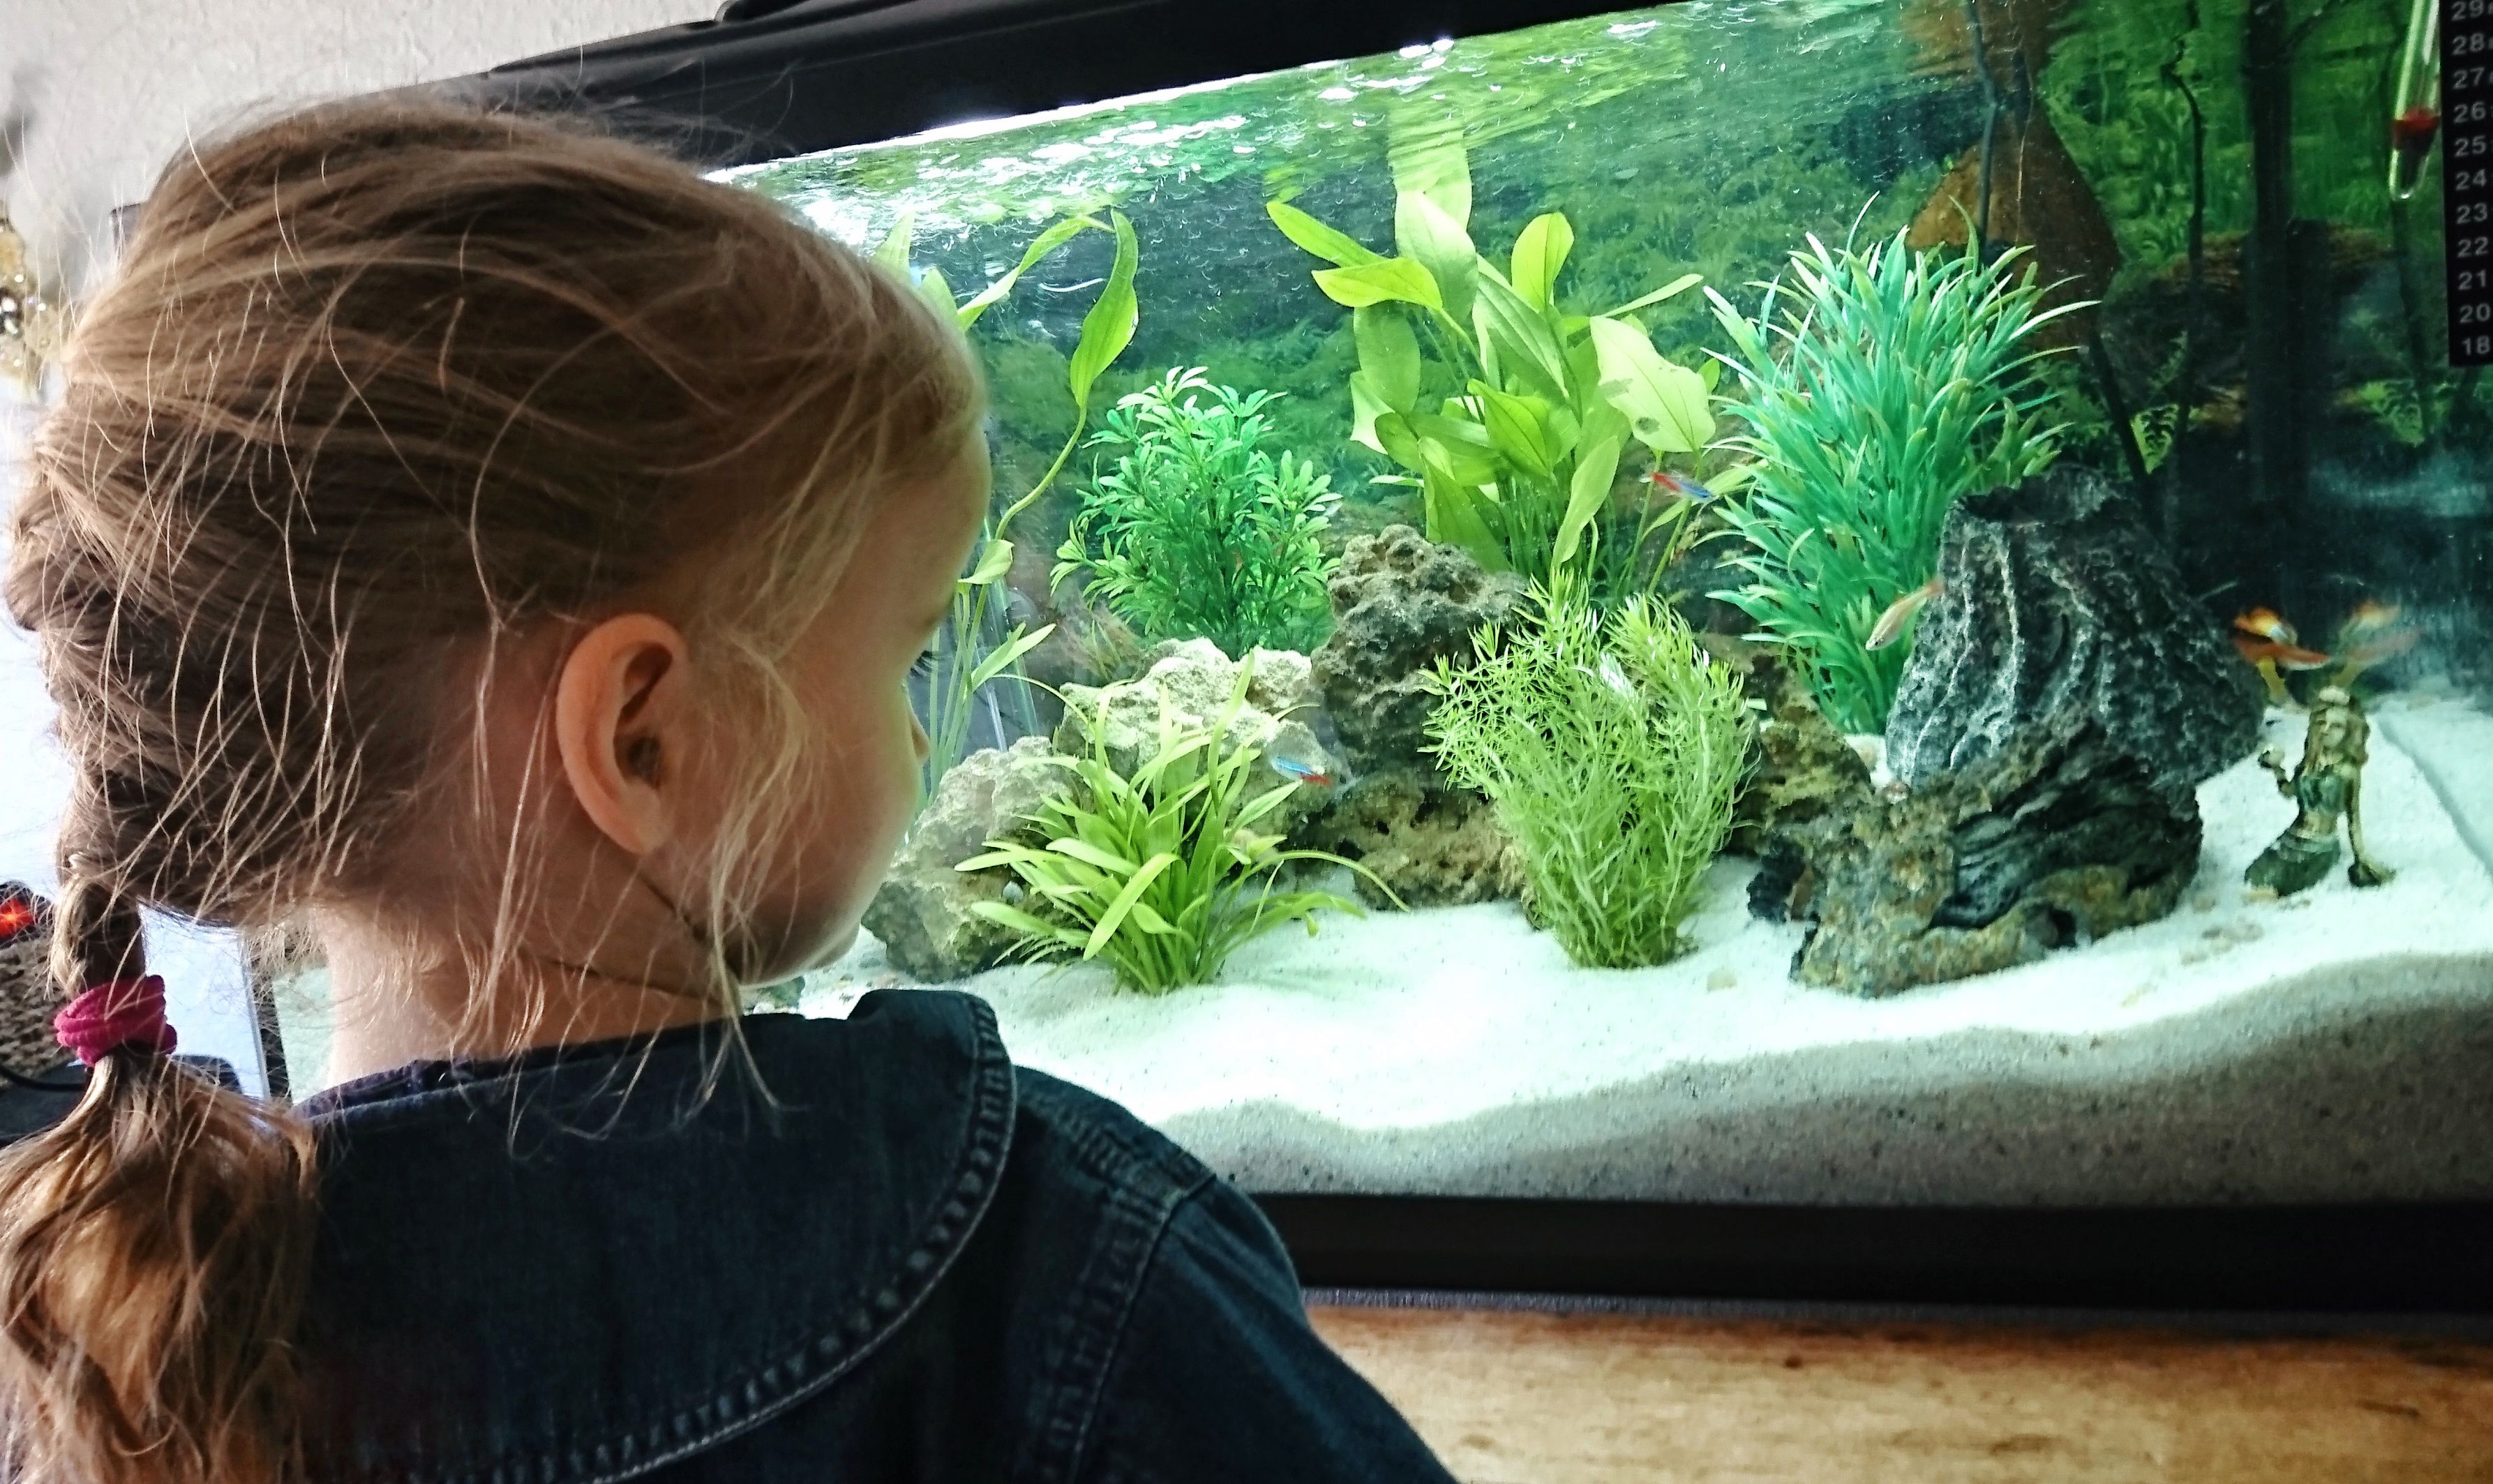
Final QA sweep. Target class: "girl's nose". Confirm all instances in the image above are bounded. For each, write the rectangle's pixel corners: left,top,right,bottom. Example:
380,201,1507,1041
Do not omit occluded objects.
909,711,931,764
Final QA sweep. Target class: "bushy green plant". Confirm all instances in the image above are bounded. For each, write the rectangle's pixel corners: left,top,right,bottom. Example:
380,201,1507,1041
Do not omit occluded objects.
1268,129,1716,592
1424,581,1751,969
879,212,1141,794
1705,228,2083,737
1054,367,1340,657
961,662,1386,994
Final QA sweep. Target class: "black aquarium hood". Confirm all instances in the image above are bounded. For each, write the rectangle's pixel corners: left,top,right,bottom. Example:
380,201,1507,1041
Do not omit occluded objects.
449,0,1660,167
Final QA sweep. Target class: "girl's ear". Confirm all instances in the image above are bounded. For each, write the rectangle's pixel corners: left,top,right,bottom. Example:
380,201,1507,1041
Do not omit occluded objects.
553,614,694,856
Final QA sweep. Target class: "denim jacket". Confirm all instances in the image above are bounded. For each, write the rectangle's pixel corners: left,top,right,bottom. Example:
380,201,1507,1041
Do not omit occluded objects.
293,990,1456,1483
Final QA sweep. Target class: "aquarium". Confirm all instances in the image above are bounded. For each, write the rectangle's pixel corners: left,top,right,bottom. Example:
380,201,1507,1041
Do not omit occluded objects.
689,0,2493,1217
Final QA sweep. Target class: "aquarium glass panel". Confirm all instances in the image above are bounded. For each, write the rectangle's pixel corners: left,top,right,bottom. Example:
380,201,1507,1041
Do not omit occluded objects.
725,0,2493,1206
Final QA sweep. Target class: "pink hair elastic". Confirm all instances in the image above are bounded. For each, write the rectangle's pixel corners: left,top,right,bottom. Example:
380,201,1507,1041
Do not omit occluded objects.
53,975,179,1065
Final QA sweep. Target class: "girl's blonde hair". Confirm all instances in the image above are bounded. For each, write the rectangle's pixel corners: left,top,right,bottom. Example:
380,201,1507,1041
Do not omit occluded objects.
0,100,980,1483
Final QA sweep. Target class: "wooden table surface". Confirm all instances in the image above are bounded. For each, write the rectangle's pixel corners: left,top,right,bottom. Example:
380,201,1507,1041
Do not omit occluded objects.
1309,1302,2493,1483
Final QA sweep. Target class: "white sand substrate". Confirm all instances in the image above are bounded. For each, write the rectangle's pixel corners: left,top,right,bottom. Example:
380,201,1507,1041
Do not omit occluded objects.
810,699,2493,1206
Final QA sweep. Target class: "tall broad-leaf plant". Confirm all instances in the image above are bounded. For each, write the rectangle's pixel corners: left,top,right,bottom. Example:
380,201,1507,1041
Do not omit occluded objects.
1268,129,1715,590
877,211,1141,795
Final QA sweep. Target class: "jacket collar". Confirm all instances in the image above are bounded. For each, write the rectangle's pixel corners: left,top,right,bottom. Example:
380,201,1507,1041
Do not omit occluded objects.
298,990,1016,1484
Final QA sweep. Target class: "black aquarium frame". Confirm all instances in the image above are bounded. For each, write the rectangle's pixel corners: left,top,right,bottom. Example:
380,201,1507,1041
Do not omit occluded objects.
455,0,1672,167
437,0,2493,1317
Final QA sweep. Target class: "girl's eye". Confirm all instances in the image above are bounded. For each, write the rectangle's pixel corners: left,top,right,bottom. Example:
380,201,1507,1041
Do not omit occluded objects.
909,647,938,680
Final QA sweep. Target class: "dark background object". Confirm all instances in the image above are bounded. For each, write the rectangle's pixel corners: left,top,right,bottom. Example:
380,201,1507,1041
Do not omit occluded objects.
2446,0,2493,366
1262,1195,2493,1314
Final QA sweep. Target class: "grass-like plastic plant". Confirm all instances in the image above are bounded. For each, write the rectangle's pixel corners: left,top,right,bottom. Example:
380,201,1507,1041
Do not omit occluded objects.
1054,367,1340,657
1705,227,2083,737
878,211,1141,795
961,661,1388,994
1425,580,1751,969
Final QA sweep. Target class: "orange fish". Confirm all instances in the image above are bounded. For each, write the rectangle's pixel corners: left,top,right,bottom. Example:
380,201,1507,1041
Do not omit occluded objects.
2231,633,2332,670
2343,599,2402,634
2233,607,2298,645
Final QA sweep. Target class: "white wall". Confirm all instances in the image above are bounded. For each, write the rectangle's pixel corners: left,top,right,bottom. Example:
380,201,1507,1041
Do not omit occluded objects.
6,0,713,292
3,1,714,1090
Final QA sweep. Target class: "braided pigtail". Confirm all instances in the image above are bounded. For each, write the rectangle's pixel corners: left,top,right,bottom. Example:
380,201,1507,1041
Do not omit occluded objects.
0,806,317,1484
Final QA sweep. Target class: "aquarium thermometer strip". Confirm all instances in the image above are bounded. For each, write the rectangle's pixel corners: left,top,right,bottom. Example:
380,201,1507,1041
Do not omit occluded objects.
2448,0,2493,363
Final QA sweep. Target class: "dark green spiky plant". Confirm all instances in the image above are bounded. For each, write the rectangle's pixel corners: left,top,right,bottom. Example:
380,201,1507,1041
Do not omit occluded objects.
1705,228,2084,736
1425,580,1751,970
962,661,1389,994
1054,367,1340,657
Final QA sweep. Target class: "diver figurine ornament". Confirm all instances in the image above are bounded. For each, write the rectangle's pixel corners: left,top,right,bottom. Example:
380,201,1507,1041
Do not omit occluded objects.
2247,687,2393,897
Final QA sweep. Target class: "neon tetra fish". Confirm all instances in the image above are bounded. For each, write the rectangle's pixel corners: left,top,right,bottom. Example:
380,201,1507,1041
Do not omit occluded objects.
1648,471,1718,504
1268,756,1335,788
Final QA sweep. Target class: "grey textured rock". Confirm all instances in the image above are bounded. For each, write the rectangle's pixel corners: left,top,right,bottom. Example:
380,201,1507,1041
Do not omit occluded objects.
1308,767,1527,908
1885,466,2263,793
1312,526,1525,771
862,737,1071,982
1754,710,2201,997
1055,639,1338,835
1728,658,1878,857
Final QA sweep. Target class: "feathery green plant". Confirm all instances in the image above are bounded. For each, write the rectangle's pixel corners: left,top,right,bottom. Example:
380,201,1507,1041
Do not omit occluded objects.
1054,367,1340,657
1268,126,1715,593
1705,227,2084,736
880,211,1141,795
961,661,1388,994
1424,580,1751,969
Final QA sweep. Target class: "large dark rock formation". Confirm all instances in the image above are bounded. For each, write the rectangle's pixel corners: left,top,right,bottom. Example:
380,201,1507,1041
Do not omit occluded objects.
1885,466,2263,793
1753,710,2202,998
1312,525,1525,770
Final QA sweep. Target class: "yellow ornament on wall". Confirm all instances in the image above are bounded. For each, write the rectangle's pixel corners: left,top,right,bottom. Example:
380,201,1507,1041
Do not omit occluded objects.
0,202,64,398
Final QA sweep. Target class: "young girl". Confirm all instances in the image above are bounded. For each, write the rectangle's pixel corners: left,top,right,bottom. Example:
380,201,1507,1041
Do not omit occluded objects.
0,102,1457,1483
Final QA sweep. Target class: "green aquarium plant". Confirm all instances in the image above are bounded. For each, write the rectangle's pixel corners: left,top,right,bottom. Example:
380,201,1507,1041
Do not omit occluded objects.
1054,366,1340,657
1268,129,1715,592
961,662,1390,994
1424,580,1751,970
1705,227,2083,737
879,211,1142,794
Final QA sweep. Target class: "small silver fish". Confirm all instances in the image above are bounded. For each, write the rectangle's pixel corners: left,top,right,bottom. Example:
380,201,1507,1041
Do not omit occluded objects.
1578,653,1640,703
1269,756,1335,787
1866,576,1943,652
1038,277,1109,294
